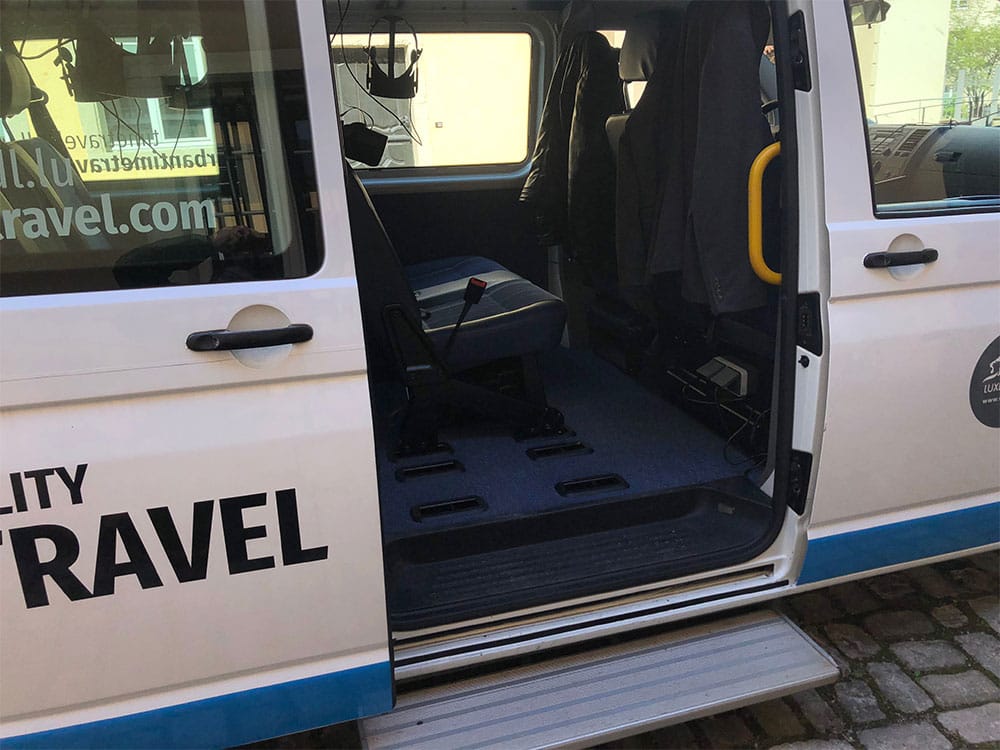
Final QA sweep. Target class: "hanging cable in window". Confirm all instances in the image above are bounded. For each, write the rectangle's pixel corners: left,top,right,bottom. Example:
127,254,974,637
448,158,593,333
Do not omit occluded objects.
133,98,143,161
333,0,423,146
19,39,71,60
170,106,187,161
339,106,375,127
17,0,31,56
111,99,123,160
97,99,167,161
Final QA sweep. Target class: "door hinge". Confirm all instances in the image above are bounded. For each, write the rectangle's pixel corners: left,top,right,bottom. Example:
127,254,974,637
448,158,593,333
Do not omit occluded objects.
788,11,812,92
788,450,813,515
796,292,823,356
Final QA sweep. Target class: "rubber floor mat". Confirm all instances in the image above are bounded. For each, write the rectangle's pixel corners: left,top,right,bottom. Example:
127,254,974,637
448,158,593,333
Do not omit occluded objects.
385,478,773,630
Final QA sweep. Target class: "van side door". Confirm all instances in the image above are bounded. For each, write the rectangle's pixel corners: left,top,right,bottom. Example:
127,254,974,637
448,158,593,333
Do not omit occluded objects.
0,1,390,746
800,0,1000,584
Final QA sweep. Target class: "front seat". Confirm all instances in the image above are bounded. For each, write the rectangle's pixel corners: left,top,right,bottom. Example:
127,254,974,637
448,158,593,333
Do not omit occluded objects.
344,166,567,451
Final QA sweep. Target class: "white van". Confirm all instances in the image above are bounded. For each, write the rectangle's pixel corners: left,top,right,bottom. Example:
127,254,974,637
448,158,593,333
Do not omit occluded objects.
1,0,997,746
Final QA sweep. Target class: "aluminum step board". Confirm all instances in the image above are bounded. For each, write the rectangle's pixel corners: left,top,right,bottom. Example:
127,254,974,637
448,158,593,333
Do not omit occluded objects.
360,609,838,750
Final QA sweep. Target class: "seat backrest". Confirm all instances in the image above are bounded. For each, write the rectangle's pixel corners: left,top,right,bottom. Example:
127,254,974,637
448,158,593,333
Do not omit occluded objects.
605,11,672,165
2,51,104,253
611,10,685,297
343,165,424,375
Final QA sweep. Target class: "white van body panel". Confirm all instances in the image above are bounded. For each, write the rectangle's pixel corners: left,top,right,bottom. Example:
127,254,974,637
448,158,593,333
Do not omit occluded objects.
793,1,999,585
0,0,997,745
0,2,392,745
807,1,1000,527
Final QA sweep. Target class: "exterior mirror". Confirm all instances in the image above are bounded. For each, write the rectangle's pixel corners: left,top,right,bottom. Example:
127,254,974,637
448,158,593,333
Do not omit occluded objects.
849,0,890,26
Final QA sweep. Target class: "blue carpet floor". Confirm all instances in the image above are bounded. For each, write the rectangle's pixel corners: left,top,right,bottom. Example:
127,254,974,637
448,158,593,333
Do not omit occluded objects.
376,348,752,541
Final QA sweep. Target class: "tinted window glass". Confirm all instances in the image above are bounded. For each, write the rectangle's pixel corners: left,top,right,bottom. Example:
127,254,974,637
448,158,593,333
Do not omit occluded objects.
848,0,1000,215
0,0,321,296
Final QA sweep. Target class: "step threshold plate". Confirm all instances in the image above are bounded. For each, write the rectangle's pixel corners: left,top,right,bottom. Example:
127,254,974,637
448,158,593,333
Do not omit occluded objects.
360,609,838,750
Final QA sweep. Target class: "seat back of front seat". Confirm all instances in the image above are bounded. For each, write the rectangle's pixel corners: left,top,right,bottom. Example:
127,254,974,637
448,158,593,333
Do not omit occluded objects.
343,165,425,377
609,9,685,307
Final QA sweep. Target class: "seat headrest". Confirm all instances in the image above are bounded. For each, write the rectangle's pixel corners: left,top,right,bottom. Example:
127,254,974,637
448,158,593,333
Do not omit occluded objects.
618,11,671,82
0,50,32,118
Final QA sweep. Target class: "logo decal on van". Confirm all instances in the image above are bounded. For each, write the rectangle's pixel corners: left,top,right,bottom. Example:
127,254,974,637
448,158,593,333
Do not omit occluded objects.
971,337,1000,428
0,468,329,609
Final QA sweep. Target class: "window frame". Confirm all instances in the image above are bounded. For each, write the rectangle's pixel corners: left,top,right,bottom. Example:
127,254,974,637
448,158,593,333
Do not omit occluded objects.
0,0,323,297
326,13,551,192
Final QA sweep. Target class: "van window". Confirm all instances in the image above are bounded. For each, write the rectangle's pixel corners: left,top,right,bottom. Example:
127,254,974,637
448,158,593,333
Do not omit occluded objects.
848,0,1000,214
330,31,532,169
0,0,321,296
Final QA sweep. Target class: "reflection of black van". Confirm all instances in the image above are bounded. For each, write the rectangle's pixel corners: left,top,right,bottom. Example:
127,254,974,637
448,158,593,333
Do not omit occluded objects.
868,124,1000,208
1,0,998,747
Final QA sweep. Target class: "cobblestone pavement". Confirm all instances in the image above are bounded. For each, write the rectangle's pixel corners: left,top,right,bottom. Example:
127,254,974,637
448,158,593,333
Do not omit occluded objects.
249,551,999,750
600,550,1000,749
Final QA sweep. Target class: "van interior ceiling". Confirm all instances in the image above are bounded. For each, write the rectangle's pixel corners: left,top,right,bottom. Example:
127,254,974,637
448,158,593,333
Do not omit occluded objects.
333,0,792,631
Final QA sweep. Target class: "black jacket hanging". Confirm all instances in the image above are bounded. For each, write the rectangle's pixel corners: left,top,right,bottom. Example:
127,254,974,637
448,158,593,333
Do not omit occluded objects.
520,32,623,280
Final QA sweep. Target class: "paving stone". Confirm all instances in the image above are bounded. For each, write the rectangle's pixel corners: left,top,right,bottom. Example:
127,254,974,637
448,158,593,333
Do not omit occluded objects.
623,720,699,749
863,610,934,640
889,640,967,671
931,604,968,629
967,551,999,576
829,582,881,615
920,670,1000,708
955,632,1000,679
907,566,959,598
969,595,1000,633
948,566,996,595
769,742,855,750
857,721,951,750
694,711,754,749
790,689,845,734
791,592,843,625
824,623,880,660
867,662,933,713
937,702,1000,745
825,645,851,675
834,679,885,723
750,699,806,740
867,572,916,600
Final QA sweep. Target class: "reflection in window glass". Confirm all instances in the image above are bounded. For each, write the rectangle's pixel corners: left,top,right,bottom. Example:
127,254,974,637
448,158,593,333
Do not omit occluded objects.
0,0,322,296
848,0,1000,213
329,32,532,169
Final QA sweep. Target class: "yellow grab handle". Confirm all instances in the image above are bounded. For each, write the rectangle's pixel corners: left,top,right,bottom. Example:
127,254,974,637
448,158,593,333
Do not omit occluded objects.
748,141,782,286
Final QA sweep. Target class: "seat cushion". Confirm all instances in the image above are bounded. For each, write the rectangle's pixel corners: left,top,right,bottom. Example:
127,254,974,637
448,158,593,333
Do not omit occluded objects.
405,256,566,372
405,256,507,289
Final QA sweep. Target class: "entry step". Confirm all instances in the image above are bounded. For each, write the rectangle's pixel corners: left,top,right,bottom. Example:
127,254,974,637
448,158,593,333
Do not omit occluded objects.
360,609,838,750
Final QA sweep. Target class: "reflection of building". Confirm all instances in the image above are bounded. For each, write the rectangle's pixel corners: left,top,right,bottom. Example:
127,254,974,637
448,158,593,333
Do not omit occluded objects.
852,0,951,123
853,0,1000,124
6,39,220,183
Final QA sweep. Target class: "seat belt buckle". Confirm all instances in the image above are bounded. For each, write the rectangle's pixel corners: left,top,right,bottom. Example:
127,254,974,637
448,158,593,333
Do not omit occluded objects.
464,277,487,304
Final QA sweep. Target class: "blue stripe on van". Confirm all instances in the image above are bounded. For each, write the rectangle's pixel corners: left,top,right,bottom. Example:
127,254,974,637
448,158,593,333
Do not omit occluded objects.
798,501,1000,584
1,661,392,750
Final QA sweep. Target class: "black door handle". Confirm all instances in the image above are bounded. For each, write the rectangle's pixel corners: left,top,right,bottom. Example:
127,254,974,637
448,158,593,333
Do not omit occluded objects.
186,324,313,352
863,248,939,269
